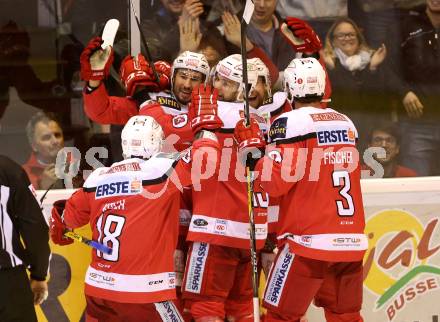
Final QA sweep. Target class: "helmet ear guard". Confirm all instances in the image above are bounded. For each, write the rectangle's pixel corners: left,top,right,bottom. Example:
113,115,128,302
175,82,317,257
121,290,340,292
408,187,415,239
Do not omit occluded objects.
247,57,272,98
121,116,165,159
283,58,326,103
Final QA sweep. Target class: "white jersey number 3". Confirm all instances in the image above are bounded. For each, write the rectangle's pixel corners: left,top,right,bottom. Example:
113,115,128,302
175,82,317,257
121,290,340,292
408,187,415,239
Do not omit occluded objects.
332,171,355,216
96,213,126,261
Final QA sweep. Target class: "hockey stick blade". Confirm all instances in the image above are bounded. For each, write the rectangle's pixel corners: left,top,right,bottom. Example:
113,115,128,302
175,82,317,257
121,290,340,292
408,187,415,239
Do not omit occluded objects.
64,231,113,255
101,19,120,49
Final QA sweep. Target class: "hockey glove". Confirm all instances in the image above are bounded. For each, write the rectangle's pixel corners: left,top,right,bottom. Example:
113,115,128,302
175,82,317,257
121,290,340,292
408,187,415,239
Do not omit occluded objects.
234,118,266,151
234,118,266,170
80,36,114,81
153,60,171,91
188,84,223,133
280,17,322,53
120,54,171,96
50,200,73,246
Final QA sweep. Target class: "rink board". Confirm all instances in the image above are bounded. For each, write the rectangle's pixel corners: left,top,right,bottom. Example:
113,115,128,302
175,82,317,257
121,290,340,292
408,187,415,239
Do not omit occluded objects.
36,177,440,322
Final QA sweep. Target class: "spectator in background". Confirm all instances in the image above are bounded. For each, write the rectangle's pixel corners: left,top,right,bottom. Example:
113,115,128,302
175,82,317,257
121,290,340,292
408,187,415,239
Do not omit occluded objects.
0,19,90,160
0,20,70,121
219,11,333,103
204,0,243,22
245,0,296,71
350,0,425,49
396,0,440,176
362,123,418,178
23,112,65,190
323,17,396,152
178,15,227,67
198,27,227,68
275,0,348,41
0,155,50,322
140,0,186,62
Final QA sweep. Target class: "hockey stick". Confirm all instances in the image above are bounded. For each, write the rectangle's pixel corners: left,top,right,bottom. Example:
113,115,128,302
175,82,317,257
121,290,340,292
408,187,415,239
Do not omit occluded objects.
101,18,120,49
63,208,114,255
64,231,113,255
39,189,112,255
128,0,160,82
240,1,260,321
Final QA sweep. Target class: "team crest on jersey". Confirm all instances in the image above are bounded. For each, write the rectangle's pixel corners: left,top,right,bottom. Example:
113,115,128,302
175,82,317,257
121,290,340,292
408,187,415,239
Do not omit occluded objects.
316,125,356,146
157,96,180,110
172,114,188,128
95,180,143,199
269,117,287,141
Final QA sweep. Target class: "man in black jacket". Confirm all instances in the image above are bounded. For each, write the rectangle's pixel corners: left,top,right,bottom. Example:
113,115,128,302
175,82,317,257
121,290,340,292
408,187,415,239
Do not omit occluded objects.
398,0,440,176
0,155,50,322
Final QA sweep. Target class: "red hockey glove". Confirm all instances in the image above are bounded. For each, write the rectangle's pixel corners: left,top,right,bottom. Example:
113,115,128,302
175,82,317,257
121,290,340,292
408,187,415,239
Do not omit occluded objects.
50,200,73,246
234,118,266,151
281,17,322,53
188,85,223,133
80,37,114,81
120,54,171,96
153,60,171,91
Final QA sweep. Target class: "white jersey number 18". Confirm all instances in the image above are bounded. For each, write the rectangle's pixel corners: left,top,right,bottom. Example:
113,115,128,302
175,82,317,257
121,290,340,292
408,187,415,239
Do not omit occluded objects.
96,213,126,261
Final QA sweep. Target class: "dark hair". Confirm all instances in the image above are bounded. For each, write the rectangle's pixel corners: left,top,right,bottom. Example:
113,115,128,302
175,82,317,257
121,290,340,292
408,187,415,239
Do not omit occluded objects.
293,95,324,104
199,25,227,61
368,122,400,145
26,112,62,144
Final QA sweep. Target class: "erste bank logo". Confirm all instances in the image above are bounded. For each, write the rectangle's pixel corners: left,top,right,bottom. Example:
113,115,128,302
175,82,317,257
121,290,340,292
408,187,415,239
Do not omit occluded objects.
316,125,356,146
95,180,143,199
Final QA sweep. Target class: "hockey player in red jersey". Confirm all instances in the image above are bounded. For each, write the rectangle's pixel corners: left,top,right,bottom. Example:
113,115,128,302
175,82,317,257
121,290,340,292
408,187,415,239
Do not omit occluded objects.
80,36,210,150
234,58,367,322
180,54,280,322
49,85,223,322
79,39,211,306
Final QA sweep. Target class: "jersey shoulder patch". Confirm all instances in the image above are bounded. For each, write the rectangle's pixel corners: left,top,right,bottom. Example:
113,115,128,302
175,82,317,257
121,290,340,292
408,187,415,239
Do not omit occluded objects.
269,110,314,143
268,116,288,142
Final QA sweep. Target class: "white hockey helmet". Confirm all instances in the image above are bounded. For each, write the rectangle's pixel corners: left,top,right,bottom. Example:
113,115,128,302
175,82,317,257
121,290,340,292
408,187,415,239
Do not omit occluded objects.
215,54,268,101
121,116,164,159
247,57,272,97
171,51,210,86
215,54,243,84
283,58,325,102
